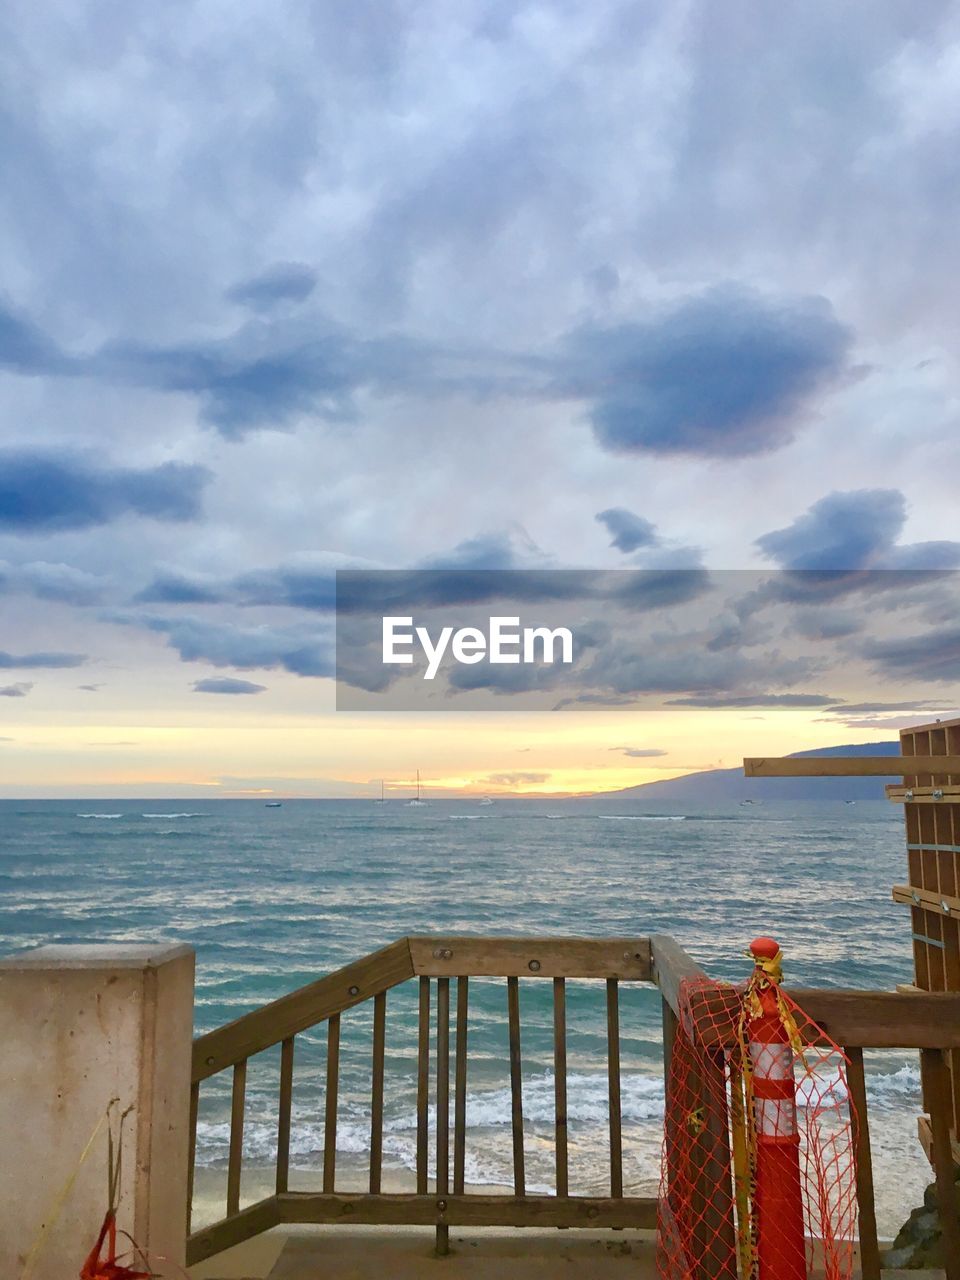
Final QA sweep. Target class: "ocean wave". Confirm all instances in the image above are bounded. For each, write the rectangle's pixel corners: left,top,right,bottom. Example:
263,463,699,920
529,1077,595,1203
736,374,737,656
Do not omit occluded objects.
193,1061,920,1176
196,1070,665,1168
598,815,686,822
76,813,123,819
866,1063,921,1102
141,812,206,819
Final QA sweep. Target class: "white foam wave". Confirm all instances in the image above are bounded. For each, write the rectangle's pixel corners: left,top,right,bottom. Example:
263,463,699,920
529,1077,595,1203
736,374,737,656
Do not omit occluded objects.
598,815,686,822
866,1064,921,1102
195,1071,664,1169
141,812,205,819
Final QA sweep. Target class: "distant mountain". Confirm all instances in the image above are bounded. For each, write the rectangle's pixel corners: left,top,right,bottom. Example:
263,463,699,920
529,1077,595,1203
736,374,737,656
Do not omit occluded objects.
595,742,901,801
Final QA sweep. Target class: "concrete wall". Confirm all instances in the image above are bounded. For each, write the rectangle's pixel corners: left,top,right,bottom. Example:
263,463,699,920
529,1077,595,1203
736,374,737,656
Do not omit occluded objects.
0,943,194,1280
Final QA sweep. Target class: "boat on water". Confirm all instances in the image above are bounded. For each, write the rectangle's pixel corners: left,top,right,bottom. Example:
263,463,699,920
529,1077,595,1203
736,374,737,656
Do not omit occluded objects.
265,802,282,808
408,770,427,807
374,780,386,804
478,796,494,806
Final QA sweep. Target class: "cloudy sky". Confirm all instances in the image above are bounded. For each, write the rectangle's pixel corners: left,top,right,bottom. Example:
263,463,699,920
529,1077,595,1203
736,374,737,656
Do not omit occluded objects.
1,1,959,796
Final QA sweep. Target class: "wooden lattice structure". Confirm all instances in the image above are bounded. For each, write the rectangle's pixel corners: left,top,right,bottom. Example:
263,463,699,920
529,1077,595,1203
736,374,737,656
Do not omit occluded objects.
889,715,960,1169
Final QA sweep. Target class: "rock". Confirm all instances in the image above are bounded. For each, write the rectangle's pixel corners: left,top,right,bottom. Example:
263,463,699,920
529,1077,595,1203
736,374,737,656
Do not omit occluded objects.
883,1174,960,1269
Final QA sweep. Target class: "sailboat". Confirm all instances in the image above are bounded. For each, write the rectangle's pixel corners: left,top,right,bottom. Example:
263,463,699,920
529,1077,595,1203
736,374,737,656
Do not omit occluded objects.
374,780,386,804
478,796,494,806
408,770,427,807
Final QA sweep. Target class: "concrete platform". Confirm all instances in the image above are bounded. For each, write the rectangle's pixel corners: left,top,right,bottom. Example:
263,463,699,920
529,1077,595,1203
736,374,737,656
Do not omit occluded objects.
190,1227,657,1279
188,1227,948,1280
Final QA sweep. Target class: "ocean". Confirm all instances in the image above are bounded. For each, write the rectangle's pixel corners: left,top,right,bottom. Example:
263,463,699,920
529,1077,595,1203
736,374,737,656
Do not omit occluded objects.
0,797,928,1237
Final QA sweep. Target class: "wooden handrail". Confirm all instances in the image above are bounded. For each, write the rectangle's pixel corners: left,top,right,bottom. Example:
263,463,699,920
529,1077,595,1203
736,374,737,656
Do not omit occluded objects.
408,935,652,979
651,934,960,1047
192,938,415,1080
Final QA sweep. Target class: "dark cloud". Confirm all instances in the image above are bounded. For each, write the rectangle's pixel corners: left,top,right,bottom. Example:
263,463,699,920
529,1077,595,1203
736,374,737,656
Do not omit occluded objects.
820,701,954,715
0,560,107,605
757,489,905,570
0,302,69,375
0,452,210,532
104,326,365,438
225,263,318,311
609,746,668,757
791,608,864,641
864,627,960,682
885,542,960,570
580,642,816,698
335,568,601,615
236,566,340,611
193,677,267,694
562,288,850,458
553,693,640,709
135,574,228,605
666,693,837,708
0,285,852,453
418,532,526,570
610,568,713,611
757,489,960,573
0,682,33,697
596,508,659,553
0,650,86,668
108,612,333,678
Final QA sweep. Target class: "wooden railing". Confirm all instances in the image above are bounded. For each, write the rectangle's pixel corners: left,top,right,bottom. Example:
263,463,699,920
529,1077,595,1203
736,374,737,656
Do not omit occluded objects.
187,935,655,1264
187,933,960,1277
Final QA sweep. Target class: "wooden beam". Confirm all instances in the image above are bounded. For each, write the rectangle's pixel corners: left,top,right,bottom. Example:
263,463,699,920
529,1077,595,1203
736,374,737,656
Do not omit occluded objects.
744,756,960,777
920,1050,960,1280
918,1114,960,1167
893,883,960,922
275,1191,658,1229
649,934,707,1015
651,953,960,1048
186,1196,281,1264
887,784,960,803
408,936,651,981
193,938,415,1080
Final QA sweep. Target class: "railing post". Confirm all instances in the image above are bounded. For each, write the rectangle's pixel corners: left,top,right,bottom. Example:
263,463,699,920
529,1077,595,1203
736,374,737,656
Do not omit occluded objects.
0,943,194,1280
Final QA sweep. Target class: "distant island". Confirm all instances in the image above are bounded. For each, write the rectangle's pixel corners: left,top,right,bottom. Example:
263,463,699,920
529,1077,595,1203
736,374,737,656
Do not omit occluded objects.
593,741,901,802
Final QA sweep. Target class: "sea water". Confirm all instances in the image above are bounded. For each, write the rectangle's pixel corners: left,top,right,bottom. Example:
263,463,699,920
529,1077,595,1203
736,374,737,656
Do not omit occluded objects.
0,797,927,1235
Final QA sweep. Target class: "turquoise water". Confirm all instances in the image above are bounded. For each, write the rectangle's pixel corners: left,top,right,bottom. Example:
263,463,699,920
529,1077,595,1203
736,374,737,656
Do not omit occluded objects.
0,798,925,1229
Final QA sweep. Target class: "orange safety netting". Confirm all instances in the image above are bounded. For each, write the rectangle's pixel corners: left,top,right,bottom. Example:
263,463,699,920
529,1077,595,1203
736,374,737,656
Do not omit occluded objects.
657,948,858,1280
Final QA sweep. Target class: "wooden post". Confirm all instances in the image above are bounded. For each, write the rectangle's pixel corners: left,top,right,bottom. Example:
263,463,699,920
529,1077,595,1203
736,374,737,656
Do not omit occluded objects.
436,978,450,1256
276,1036,295,1195
507,977,525,1197
845,1047,880,1280
921,1048,960,1280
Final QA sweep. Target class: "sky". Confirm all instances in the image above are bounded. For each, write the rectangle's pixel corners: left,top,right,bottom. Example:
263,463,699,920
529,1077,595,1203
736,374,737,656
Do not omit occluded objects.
1,1,959,797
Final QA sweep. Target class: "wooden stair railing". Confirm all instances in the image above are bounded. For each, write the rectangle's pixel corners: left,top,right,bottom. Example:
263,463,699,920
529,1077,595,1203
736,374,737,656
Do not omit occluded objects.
187,935,655,1265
